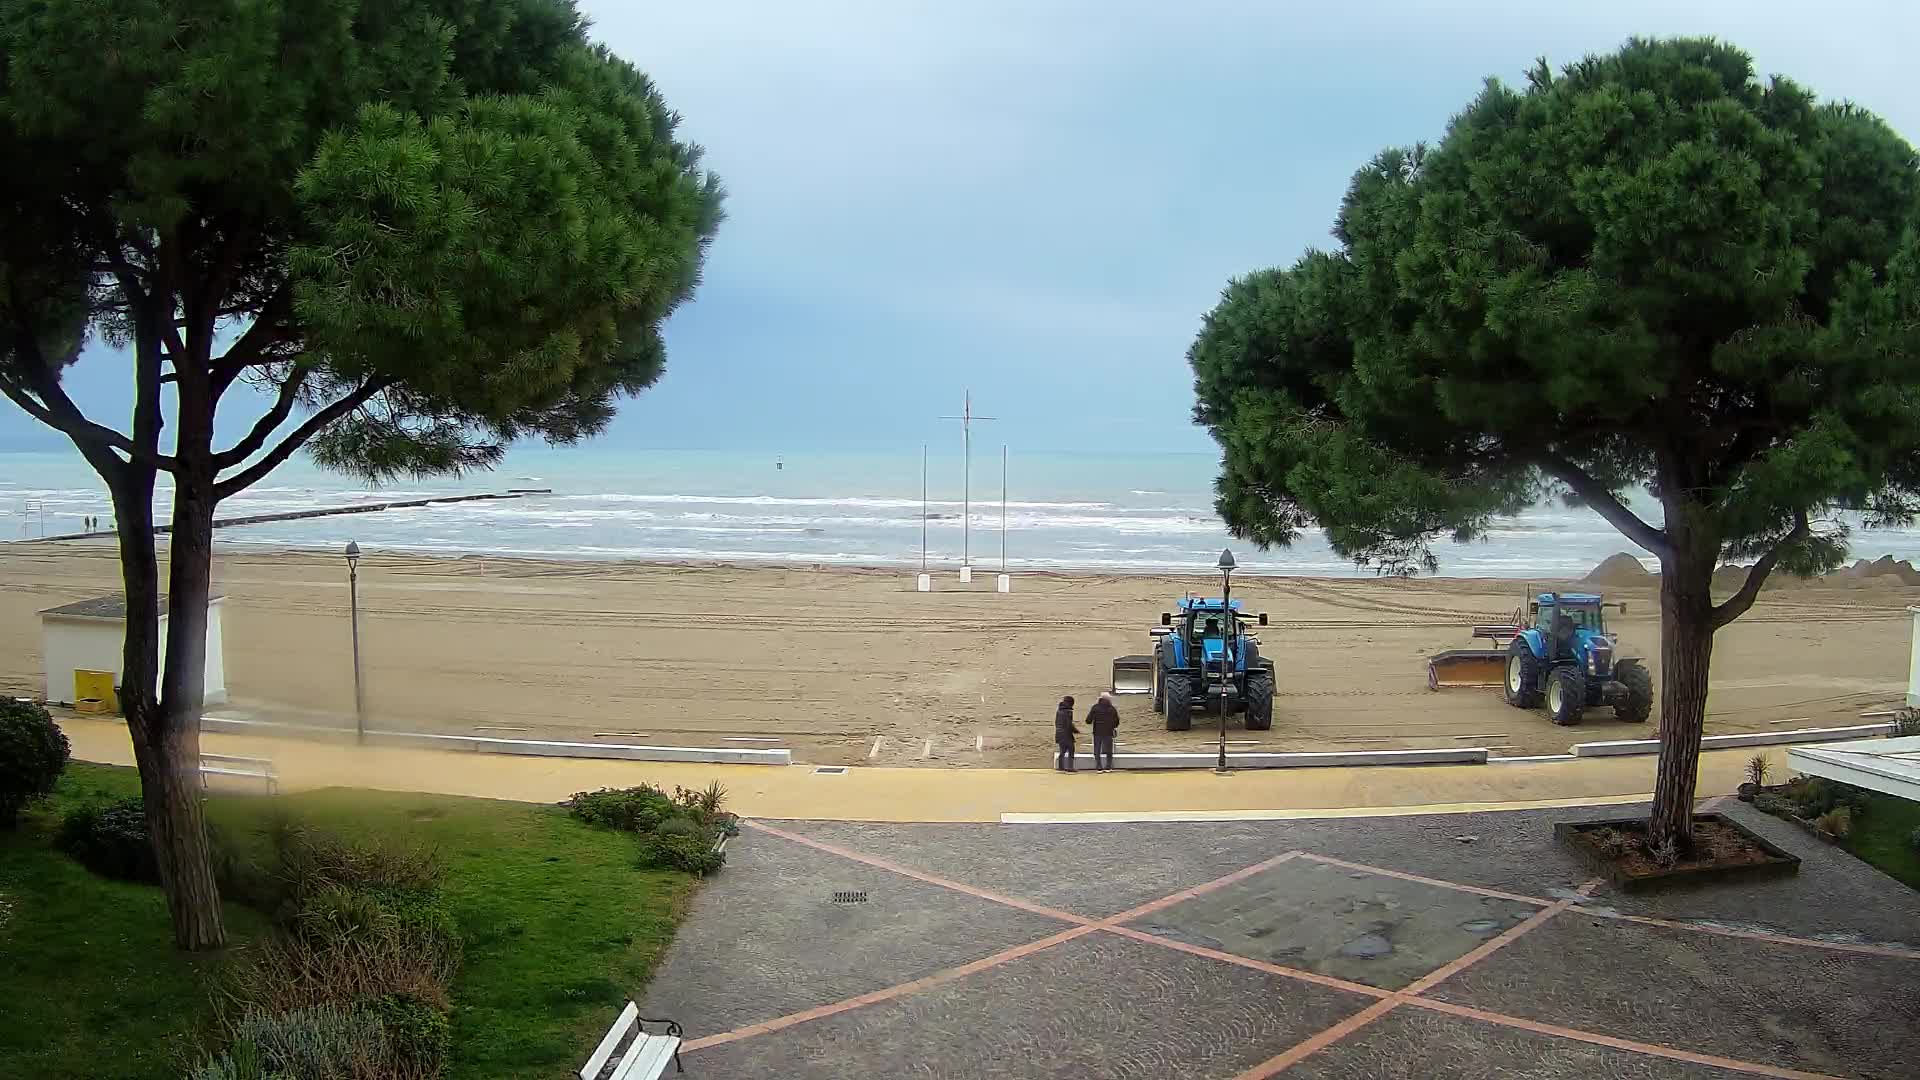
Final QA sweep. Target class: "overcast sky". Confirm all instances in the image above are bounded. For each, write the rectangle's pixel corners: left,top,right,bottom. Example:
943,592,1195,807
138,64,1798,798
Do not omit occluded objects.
6,1,1917,455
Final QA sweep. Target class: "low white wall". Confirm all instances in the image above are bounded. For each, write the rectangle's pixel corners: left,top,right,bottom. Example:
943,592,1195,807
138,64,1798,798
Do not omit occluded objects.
1571,723,1895,758
198,715,791,765
1070,747,1489,770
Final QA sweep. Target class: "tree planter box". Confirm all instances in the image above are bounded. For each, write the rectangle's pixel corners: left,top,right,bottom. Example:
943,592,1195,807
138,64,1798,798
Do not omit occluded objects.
1555,813,1800,892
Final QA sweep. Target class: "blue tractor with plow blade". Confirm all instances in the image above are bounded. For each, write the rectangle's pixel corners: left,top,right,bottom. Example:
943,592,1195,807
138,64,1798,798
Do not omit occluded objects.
1428,591,1653,726
1111,597,1274,731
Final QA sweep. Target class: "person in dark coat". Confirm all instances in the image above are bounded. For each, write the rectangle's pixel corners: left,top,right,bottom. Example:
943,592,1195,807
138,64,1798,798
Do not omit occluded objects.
1086,692,1120,772
1054,695,1080,772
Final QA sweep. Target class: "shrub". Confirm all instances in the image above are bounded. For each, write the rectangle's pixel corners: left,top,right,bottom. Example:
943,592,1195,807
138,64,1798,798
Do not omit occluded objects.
563,785,677,832
1745,754,1770,788
1892,708,1920,738
214,820,445,921
653,815,705,840
640,829,723,875
1909,825,1920,853
1751,792,1796,819
0,698,70,828
1782,777,1867,819
1813,806,1853,840
57,797,159,883
217,913,460,1018
192,1004,418,1080
369,993,451,1074
214,831,460,1024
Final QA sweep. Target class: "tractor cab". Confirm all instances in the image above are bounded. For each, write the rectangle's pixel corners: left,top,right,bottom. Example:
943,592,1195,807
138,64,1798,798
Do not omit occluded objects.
1160,598,1266,671
1529,592,1614,668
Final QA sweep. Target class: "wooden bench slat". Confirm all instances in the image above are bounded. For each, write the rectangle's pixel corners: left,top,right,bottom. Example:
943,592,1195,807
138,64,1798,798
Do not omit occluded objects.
612,1035,680,1080
579,1001,640,1080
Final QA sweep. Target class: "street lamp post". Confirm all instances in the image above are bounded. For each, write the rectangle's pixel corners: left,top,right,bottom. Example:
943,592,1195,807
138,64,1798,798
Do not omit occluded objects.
344,541,365,744
1216,548,1236,774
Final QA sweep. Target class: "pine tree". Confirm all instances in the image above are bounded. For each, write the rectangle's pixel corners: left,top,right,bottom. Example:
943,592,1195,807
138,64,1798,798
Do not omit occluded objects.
1191,37,1919,850
0,0,723,948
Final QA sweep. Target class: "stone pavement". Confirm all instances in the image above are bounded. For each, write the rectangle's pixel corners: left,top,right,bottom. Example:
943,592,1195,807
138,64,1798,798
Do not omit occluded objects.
643,801,1920,1079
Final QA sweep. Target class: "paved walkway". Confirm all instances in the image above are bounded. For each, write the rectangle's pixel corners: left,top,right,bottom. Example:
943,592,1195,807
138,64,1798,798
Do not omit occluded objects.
64,715,1771,822
645,801,1920,1079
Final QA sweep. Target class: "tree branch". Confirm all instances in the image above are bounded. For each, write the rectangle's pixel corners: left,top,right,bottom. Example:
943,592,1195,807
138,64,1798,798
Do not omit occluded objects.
1711,510,1809,630
2,322,172,470
1537,453,1672,560
213,377,392,500
213,367,309,468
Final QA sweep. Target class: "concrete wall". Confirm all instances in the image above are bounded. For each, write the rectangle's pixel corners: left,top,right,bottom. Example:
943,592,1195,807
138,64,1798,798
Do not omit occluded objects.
1571,723,1895,758
1079,747,1490,770
198,715,791,765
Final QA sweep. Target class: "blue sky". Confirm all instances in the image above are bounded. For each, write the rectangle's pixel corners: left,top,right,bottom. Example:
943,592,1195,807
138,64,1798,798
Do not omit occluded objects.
5,1,1917,456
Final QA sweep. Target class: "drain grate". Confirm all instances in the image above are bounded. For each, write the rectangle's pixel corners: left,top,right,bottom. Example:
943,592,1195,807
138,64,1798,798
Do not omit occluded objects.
832,890,869,905
813,766,849,775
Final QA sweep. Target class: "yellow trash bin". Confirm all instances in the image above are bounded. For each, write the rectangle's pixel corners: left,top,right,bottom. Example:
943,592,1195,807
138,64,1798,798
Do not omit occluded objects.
74,669,118,714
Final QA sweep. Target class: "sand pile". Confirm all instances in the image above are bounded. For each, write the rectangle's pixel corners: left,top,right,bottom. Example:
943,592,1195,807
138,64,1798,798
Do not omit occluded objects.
1838,555,1920,585
1582,552,1653,587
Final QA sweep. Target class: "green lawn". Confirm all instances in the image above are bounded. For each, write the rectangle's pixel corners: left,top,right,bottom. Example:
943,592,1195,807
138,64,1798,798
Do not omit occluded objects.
0,764,699,1080
1847,791,1920,890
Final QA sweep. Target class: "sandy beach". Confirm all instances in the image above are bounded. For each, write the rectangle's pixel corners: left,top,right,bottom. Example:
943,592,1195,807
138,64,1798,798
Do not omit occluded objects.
0,542,1910,767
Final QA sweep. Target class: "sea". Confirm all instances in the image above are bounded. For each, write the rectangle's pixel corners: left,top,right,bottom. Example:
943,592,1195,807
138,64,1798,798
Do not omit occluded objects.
8,446,1920,578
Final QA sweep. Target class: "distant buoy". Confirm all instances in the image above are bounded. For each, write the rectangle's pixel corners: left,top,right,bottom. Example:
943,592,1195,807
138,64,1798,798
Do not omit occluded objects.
776,458,783,471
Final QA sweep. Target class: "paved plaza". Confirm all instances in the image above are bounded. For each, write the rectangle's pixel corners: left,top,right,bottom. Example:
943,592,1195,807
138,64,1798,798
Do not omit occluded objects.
644,801,1920,1079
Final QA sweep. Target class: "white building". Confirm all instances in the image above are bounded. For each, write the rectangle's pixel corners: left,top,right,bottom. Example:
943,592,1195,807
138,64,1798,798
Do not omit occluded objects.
39,593,227,707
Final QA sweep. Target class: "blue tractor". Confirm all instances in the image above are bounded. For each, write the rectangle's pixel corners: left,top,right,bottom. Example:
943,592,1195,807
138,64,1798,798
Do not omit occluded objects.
1503,592,1654,726
1111,597,1274,731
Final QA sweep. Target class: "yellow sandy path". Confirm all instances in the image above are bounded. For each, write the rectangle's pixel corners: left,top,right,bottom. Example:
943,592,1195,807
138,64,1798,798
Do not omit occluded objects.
59,717,1773,823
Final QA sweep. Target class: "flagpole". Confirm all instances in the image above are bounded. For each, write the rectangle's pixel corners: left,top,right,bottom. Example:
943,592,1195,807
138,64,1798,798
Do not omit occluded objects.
1000,443,1008,572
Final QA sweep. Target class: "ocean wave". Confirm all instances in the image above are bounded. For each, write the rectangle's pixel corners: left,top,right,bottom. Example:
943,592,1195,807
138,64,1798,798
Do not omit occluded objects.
572,492,1115,511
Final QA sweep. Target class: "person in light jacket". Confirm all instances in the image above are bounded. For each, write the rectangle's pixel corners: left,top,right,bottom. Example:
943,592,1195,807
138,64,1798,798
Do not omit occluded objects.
1086,692,1120,772
1054,695,1080,772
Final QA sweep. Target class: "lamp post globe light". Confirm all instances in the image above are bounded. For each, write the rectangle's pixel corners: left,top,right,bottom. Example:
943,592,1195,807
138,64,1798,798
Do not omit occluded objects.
344,541,365,744
1216,548,1235,773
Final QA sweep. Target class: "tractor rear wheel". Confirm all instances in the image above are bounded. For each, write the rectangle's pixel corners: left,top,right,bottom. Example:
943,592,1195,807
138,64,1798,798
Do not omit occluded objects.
1244,669,1274,731
1615,661,1653,723
1548,669,1586,726
1164,672,1193,731
1504,639,1543,708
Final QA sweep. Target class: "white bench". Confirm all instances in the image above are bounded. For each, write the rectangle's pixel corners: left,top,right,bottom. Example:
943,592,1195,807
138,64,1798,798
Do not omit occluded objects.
198,753,279,794
580,1001,683,1079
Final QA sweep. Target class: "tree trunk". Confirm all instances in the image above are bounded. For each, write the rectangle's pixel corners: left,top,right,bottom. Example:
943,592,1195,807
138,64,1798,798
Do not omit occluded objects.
1649,517,1719,852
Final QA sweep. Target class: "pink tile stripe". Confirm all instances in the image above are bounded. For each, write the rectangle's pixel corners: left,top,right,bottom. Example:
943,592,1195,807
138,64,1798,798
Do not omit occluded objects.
1404,999,1844,1080
680,923,1099,1052
746,820,1095,925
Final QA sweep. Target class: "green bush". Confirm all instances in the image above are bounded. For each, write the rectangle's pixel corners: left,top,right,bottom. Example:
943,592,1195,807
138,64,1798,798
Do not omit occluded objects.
1814,806,1854,840
57,797,159,883
653,815,705,840
214,820,445,922
369,993,451,1074
192,1005,401,1080
214,830,461,1031
0,698,70,828
563,785,678,832
1751,792,1795,819
1784,776,1870,820
639,829,723,875
1909,825,1920,853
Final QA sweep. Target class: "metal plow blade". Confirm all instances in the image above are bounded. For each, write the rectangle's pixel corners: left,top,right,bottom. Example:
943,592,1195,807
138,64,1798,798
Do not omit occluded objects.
1426,649,1507,690
1111,654,1153,695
